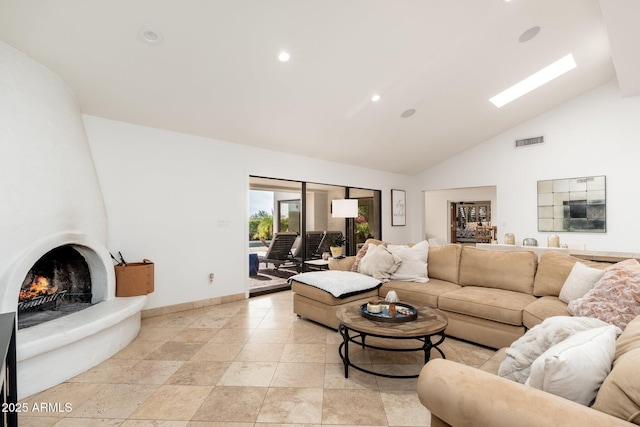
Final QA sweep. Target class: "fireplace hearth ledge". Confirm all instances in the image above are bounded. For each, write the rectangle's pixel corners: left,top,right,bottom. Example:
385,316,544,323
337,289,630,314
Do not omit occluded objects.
17,295,147,399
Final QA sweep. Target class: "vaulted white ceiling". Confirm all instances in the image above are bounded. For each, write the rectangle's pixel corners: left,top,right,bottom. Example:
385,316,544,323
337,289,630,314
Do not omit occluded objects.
1,0,637,175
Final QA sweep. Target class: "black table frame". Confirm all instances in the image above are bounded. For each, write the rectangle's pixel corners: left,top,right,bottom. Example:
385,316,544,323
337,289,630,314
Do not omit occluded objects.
338,323,446,379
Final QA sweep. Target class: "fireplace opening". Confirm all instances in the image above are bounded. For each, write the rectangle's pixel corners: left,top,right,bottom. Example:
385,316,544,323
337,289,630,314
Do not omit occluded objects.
18,245,93,329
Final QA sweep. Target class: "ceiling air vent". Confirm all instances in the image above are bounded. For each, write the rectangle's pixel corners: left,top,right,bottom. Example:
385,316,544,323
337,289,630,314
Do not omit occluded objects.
515,136,544,148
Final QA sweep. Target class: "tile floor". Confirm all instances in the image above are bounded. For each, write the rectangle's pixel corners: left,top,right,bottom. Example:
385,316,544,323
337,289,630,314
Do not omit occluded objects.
19,290,495,426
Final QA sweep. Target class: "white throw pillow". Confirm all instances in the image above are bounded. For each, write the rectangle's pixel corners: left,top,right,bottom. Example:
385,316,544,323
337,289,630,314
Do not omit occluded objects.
387,240,429,283
359,243,402,282
525,325,617,406
498,316,612,384
559,262,606,304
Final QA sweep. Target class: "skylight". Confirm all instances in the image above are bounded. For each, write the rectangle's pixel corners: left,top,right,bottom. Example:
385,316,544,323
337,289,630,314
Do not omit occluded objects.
489,54,577,108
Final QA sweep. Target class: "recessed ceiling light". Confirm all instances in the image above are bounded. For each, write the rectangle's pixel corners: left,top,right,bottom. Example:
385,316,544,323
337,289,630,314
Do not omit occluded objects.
519,26,540,43
278,51,290,62
371,94,381,102
401,109,416,118
138,28,163,46
489,53,576,108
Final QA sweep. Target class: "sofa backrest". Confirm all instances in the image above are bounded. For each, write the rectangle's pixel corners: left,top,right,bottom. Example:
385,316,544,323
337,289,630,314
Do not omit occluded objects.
533,250,611,297
459,246,538,294
427,244,462,284
592,314,640,423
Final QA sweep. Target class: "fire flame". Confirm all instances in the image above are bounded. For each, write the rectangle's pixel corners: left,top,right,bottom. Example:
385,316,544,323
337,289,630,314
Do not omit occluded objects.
19,275,58,301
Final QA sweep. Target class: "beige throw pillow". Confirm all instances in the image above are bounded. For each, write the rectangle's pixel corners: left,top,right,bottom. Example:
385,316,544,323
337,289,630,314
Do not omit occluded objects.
525,325,617,406
359,243,401,282
559,262,606,304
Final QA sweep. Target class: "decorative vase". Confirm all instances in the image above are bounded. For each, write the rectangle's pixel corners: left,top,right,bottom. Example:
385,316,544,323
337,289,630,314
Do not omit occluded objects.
547,234,560,248
504,233,515,245
388,302,397,317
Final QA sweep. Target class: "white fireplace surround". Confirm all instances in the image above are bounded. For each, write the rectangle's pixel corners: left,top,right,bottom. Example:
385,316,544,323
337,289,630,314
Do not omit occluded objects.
1,41,147,400
1,232,146,399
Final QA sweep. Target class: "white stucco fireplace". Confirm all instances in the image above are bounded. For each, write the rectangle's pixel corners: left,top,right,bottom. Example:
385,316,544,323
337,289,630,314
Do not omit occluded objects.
0,41,146,399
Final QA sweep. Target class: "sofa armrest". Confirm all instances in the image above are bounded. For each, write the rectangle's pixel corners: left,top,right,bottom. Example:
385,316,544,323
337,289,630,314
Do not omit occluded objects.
418,359,631,427
329,256,355,271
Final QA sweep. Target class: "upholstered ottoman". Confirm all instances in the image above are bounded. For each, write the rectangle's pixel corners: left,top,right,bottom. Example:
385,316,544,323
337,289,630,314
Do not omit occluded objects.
290,271,382,329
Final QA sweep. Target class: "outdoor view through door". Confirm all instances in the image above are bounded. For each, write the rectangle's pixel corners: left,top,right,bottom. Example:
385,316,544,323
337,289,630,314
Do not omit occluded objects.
249,176,381,296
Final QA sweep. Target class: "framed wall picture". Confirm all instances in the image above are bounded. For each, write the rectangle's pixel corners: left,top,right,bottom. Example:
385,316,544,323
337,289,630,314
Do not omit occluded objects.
391,189,406,226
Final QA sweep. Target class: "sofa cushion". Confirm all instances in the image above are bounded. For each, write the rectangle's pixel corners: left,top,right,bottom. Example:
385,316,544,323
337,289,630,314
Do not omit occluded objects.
289,271,381,298
379,278,461,307
459,247,537,294
291,280,379,306
614,314,640,361
498,316,612,384
523,296,569,329
387,240,430,282
438,287,537,326
427,244,461,284
559,262,606,304
525,325,617,406
568,262,640,330
533,250,609,297
592,347,640,424
358,243,401,282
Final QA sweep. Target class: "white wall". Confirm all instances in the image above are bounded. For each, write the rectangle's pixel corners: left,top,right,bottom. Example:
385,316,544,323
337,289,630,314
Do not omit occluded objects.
413,79,640,252
0,42,110,311
85,116,413,309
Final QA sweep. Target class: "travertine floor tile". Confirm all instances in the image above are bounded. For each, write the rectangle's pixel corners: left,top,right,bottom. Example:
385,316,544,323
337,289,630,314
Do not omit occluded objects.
67,359,139,383
166,361,230,386
170,327,219,343
217,361,278,387
68,383,159,419
112,360,184,384
21,382,105,416
270,362,325,388
111,339,164,360
247,328,291,344
146,342,205,361
322,388,387,425
130,385,212,420
189,342,243,362
136,327,183,342
234,342,285,362
191,386,267,423
380,389,431,426
17,415,65,426
256,387,323,424
279,343,326,363
323,363,379,390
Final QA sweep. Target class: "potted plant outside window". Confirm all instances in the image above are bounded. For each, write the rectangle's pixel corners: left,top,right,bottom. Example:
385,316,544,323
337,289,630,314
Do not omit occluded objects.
329,234,346,258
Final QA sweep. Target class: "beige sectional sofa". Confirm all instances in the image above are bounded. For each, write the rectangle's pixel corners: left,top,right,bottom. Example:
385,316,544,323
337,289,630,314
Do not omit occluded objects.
418,313,640,426
292,240,614,349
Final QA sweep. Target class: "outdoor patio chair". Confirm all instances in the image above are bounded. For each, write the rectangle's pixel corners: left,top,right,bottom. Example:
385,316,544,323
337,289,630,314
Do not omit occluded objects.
258,232,299,270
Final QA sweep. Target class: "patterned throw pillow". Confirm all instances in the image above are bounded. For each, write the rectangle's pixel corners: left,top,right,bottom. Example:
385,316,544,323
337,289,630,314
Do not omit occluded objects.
568,264,640,330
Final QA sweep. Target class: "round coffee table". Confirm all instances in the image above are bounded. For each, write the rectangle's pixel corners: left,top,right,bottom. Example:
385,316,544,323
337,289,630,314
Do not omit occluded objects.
336,302,448,379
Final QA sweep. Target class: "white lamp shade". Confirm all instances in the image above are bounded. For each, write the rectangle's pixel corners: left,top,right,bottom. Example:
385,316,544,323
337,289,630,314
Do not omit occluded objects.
332,199,358,218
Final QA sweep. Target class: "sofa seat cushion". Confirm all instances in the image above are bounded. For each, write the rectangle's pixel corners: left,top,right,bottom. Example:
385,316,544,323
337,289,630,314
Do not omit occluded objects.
459,247,537,294
523,296,569,329
291,280,379,306
438,287,537,326
379,279,461,307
